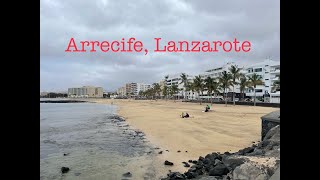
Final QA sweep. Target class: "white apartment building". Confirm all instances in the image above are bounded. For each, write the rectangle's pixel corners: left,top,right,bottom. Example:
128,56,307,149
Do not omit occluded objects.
117,86,127,97
68,86,104,98
244,59,280,103
189,60,280,103
199,62,243,100
166,73,194,98
136,83,152,95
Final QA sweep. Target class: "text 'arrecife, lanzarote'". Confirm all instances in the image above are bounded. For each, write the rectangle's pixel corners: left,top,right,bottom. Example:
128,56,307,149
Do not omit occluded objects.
65,37,251,55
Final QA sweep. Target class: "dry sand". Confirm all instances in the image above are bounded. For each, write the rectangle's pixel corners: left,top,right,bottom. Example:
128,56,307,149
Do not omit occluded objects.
93,99,279,174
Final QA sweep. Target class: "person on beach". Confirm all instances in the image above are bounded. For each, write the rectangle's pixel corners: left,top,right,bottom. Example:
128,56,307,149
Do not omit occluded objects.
181,112,190,118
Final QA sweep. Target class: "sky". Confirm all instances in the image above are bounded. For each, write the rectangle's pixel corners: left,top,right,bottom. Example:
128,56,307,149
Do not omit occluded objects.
40,0,280,92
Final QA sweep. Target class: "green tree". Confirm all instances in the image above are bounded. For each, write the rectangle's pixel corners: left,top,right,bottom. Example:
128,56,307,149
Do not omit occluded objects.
180,73,188,100
205,77,221,105
239,75,250,101
164,75,169,100
193,75,205,105
169,84,179,101
247,73,264,106
152,83,161,100
186,81,195,100
219,71,233,106
229,65,242,106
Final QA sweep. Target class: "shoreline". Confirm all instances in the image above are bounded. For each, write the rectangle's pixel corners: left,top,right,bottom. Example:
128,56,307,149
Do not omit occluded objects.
93,98,279,176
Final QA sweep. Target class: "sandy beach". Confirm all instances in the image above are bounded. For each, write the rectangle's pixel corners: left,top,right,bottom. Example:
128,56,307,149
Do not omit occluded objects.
93,99,279,173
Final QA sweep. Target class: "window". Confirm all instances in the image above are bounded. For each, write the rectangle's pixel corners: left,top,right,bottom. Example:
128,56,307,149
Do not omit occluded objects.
255,89,263,92
254,68,263,72
265,86,269,88
265,79,269,80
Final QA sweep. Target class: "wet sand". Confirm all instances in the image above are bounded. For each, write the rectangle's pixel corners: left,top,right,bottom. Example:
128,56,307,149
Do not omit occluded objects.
93,99,279,173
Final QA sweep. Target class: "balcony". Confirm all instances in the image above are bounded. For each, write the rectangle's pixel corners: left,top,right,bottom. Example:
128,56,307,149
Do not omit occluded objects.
270,69,280,74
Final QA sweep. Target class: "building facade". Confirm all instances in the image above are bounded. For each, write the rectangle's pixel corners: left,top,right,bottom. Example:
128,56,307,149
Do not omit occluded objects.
165,73,194,98
244,59,280,103
199,62,243,100
68,86,103,98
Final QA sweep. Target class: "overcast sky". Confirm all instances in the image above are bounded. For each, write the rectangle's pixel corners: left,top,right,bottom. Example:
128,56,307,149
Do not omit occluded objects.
40,0,279,92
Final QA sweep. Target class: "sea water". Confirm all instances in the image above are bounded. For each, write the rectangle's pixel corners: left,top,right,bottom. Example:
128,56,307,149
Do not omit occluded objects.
40,102,159,180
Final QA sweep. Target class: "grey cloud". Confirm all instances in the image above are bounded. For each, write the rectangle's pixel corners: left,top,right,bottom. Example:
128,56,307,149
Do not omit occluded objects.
40,0,279,92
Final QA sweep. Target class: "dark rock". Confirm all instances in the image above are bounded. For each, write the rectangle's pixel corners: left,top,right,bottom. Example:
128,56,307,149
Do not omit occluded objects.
214,159,222,166
165,160,174,166
155,147,160,149
159,151,163,154
61,167,70,174
168,172,186,179
63,153,69,156
192,160,198,164
177,150,181,153
252,141,255,143
208,164,229,176
188,160,193,163
248,149,265,156
189,166,197,172
184,171,195,179
237,147,254,155
185,151,188,153
198,156,205,161
122,172,132,177
203,158,211,164
222,156,246,170
223,152,231,156
182,162,190,167
166,150,169,152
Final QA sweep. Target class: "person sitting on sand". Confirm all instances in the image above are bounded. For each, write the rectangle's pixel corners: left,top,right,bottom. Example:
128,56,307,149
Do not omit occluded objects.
206,105,210,110
204,106,209,112
181,112,190,118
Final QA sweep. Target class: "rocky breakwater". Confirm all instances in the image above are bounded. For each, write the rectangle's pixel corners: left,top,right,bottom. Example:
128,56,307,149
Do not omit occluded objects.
162,125,280,180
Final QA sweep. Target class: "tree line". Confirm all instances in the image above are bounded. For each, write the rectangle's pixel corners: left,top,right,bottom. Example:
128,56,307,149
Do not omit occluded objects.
135,65,280,106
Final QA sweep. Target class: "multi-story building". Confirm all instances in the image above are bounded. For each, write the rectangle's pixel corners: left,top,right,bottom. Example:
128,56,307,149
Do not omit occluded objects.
199,62,243,100
118,83,153,97
136,83,152,95
165,73,194,98
68,86,103,98
244,59,280,103
117,86,127,97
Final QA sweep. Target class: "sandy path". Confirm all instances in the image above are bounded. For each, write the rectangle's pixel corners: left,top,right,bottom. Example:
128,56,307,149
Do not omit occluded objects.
93,99,278,174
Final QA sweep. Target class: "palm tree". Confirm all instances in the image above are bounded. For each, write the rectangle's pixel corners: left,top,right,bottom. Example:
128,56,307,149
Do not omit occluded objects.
204,77,221,105
218,71,233,106
193,75,205,105
271,74,280,92
152,83,161,99
186,81,195,100
239,75,250,101
247,73,264,106
180,73,188,100
169,84,179,101
229,65,242,105
164,75,169,100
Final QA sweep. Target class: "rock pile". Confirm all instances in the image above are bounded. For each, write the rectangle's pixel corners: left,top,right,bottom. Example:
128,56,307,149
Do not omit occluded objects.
161,125,280,180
